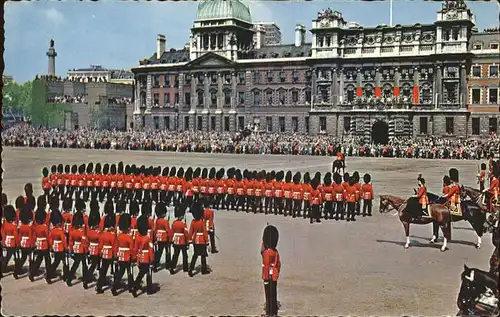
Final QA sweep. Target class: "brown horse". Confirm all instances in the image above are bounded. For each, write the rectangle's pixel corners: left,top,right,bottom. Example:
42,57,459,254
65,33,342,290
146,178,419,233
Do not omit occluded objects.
489,247,499,277
379,194,451,252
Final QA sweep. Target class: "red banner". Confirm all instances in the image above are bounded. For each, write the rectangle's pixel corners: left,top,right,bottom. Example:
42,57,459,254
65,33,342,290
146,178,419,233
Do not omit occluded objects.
356,87,363,97
374,87,381,98
413,86,419,104
393,87,400,97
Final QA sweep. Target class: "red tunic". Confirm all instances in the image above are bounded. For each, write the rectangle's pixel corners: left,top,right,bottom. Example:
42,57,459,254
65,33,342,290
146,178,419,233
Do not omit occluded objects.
33,223,50,250
169,220,189,246
189,219,209,245
203,208,215,231
87,228,100,256
69,227,87,254
261,247,281,282
310,189,323,205
216,179,227,194
274,182,284,198
154,218,170,243
292,184,303,200
283,182,293,199
417,186,429,205
236,181,246,196
62,212,73,234
322,185,334,202
333,184,345,202
116,232,134,262
133,235,154,264
42,176,52,190
226,179,235,195
50,227,67,252
117,174,125,189
302,184,312,201
2,221,18,248
264,181,274,198
142,176,151,190
246,180,255,196
361,184,374,200
192,178,200,194
98,230,117,260
345,186,357,203
184,181,194,197
18,223,34,248
200,178,208,195
208,179,216,195
254,181,264,197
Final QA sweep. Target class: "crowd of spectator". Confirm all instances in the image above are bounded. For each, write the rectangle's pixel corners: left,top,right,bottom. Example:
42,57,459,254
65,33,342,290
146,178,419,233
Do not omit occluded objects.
2,123,499,160
47,94,88,104
108,97,132,105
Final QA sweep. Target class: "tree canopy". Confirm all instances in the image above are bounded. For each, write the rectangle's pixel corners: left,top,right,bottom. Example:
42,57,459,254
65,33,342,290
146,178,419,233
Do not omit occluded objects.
2,80,32,116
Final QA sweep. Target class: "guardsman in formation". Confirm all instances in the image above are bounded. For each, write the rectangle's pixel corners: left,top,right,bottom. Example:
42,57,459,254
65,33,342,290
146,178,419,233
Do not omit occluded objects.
235,170,246,212
113,213,134,295
215,168,227,210
273,171,284,215
188,201,210,277
66,211,87,287
85,204,101,289
153,202,171,272
302,172,312,219
309,175,323,224
415,174,430,217
443,168,462,216
96,213,116,294
478,163,486,192
361,173,374,217
333,173,345,221
207,167,217,208
62,197,73,241
30,206,51,282
47,208,69,284
42,167,52,198
352,171,362,215
169,204,189,275
131,215,155,297
245,170,255,213
1,205,19,279
202,198,218,254
322,173,335,220
15,205,35,278
283,171,293,216
345,177,357,222
225,168,236,211
261,224,281,317
291,172,303,218
263,172,274,215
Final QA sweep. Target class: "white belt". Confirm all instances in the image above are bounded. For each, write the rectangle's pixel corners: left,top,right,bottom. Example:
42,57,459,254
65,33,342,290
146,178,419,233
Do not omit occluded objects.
174,233,183,236
90,242,98,246
118,247,129,251
157,230,166,233
141,250,149,253
74,241,81,245
196,232,204,236
103,245,112,249
37,237,47,241
6,235,14,238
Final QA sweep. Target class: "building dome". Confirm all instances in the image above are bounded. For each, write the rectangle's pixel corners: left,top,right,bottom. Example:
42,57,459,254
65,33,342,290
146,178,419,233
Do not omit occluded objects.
196,0,252,23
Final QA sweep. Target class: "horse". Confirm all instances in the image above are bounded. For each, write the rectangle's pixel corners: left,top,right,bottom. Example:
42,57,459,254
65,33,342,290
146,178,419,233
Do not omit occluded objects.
489,247,499,277
456,264,498,316
379,194,452,252
332,159,345,175
462,185,500,230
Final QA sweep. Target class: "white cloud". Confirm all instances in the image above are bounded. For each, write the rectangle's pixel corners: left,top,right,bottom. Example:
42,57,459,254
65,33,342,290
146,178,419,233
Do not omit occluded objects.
243,1,274,22
43,8,65,25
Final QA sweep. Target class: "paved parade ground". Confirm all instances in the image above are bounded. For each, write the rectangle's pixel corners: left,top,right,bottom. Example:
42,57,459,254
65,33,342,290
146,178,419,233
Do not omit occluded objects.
1,147,495,316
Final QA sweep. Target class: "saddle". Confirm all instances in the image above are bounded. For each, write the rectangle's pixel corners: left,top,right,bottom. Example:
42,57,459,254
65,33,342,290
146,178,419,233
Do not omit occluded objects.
445,202,462,216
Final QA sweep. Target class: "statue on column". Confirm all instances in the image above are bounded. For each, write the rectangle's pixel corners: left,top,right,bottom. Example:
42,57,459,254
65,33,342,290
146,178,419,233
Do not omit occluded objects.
50,39,54,48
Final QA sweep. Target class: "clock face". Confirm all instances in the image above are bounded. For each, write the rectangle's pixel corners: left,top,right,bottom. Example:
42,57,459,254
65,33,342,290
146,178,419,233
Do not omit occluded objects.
446,10,458,19
321,19,330,27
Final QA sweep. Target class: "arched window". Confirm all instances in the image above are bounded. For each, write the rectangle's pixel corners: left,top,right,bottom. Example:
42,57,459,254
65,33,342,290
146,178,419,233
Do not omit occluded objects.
363,84,374,98
383,84,393,98
197,90,204,106
401,83,412,99
346,85,355,103
140,92,146,107
421,83,432,104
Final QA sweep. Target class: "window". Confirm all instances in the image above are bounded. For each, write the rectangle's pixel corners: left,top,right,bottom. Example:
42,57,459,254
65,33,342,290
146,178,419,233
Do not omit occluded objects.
153,116,159,130
211,116,216,131
197,116,203,131
153,93,159,107
344,117,351,133
185,92,190,105
305,90,311,104
266,117,273,133
174,93,179,104
238,92,245,105
197,91,204,106
319,117,327,132
267,71,274,83
446,117,454,134
489,88,498,104
305,117,309,134
473,44,482,50
471,88,481,104
279,117,285,133
292,70,299,83
224,73,231,84
489,118,498,133
199,73,205,84
164,93,170,105
253,71,260,84
164,75,170,87
279,71,286,83
292,117,298,133
174,75,179,87
184,74,191,85
347,86,355,103
153,76,160,87
253,90,261,105
419,117,428,134
489,65,498,77
278,90,285,104
472,66,481,77
211,73,217,84
490,43,499,50
472,118,480,135
211,91,217,106
266,90,272,105
224,90,231,105
238,116,244,131
184,116,190,130
224,116,230,131
164,117,170,130
238,72,245,85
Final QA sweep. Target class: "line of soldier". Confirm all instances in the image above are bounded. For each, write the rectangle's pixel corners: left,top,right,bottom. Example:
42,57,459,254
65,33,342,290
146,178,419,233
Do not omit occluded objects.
1,187,215,297
41,162,374,223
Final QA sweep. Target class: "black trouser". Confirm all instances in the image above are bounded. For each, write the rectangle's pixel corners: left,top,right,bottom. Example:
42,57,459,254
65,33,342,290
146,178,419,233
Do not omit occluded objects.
363,199,372,216
310,204,321,223
335,201,345,220
48,251,68,279
1,247,18,275
173,192,182,206
303,200,311,218
189,244,207,273
347,202,356,221
226,194,235,210
83,187,91,201
151,189,159,203
113,261,133,290
264,197,273,214
274,198,283,215
154,241,171,269
134,263,152,292
246,195,253,212
96,258,113,291
15,247,33,274
134,189,143,203
58,185,65,199
264,280,278,316
292,199,302,217
184,196,193,209
215,193,226,210
355,199,361,214
30,250,51,277
86,255,100,282
143,189,152,202
170,245,188,272
324,201,334,219
100,187,110,202
236,195,245,212
208,230,217,252
479,181,485,192
127,189,135,202
166,191,174,205
68,253,87,282
255,196,263,213
284,198,293,216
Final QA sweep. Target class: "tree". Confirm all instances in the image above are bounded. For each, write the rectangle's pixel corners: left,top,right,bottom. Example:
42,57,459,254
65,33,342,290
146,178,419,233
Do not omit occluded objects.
2,80,32,117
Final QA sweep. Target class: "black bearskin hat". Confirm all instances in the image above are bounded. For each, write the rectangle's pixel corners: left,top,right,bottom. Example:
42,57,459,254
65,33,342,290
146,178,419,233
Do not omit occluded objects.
116,200,126,214
235,170,243,181
103,213,115,229
276,171,284,182
191,201,203,221
71,164,78,174
293,172,301,185
185,167,193,181
352,171,360,182
155,202,167,218
72,211,84,228
118,213,131,232
243,169,249,179
311,177,319,190
247,171,254,181
270,170,276,180
175,203,186,219
129,201,140,216
162,167,169,177
57,164,64,173
177,167,184,178
349,177,356,186
20,205,33,225
90,199,99,213
65,165,70,174
262,225,279,250
139,165,146,175
2,193,8,207
266,172,272,182
104,200,114,216
443,175,451,186
51,165,57,174
103,163,109,175
118,162,124,174
314,172,321,181
194,167,201,179
25,196,35,212
324,173,332,186
78,164,85,174
449,168,459,183
209,167,216,179
343,172,350,182
363,173,371,184
62,197,73,212
417,174,425,185
50,209,63,226
86,163,94,174
88,206,100,228
24,183,34,197
75,198,86,212
125,165,131,175
201,168,208,179
333,172,342,185
170,166,177,177
37,195,47,209
110,164,117,175
42,167,49,177
226,167,235,179
15,195,25,210
35,207,47,225
130,164,137,175
141,201,152,217
137,215,149,236
216,168,224,180
4,205,16,223
304,172,311,184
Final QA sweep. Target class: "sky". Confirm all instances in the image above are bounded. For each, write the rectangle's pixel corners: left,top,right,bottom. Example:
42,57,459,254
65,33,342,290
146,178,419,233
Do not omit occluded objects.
5,0,500,83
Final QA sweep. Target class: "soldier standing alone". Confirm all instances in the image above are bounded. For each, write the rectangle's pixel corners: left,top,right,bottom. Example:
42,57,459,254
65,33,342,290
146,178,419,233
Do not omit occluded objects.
261,224,281,317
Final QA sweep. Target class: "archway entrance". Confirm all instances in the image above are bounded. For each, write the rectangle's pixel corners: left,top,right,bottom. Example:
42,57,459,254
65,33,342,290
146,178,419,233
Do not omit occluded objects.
371,120,389,144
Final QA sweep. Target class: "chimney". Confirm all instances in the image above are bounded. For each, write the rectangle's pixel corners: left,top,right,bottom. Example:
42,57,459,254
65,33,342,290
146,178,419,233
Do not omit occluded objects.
295,24,306,47
254,25,266,49
157,34,166,59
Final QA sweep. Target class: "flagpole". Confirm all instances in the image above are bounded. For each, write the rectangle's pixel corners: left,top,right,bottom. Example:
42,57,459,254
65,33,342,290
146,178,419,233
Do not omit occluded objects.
390,0,393,27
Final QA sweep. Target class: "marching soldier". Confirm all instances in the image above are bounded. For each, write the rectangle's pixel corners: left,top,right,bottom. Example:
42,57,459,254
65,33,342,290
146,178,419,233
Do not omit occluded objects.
443,175,451,196
345,177,357,222
125,165,135,203
64,165,71,198
151,166,161,203
478,163,486,192
113,213,134,295
255,171,265,213
302,172,312,219
225,168,236,211
333,173,345,221
264,172,274,215
84,163,94,202
192,167,201,204
92,163,102,202
101,164,110,202
184,167,195,209
132,215,155,297
62,197,73,241
70,165,79,200
57,164,65,199
42,167,52,198
415,175,430,217
273,171,285,215
200,168,209,204
361,173,374,217
188,201,210,276
117,162,126,202
202,198,218,254
215,168,227,210
29,207,52,282
291,172,303,218
207,168,217,208
153,202,171,272
283,171,293,217
159,167,170,204
166,167,177,206
1,205,19,279
66,211,88,287
130,201,140,239
246,171,256,213
96,213,117,294
15,205,35,278
85,204,101,289
175,167,185,206
169,204,189,274
352,171,362,215
47,210,69,283
443,168,462,216
310,176,323,223
235,170,246,212
49,165,58,195
322,173,335,220
261,224,281,317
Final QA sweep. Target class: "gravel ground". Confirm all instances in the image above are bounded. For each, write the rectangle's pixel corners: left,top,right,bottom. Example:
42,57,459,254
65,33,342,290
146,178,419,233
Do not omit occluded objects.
1,147,494,316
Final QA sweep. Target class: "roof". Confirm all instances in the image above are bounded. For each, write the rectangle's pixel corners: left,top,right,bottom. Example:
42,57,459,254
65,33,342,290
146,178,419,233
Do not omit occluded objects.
252,43,312,59
140,49,190,65
196,0,251,23
470,31,500,49
71,65,108,72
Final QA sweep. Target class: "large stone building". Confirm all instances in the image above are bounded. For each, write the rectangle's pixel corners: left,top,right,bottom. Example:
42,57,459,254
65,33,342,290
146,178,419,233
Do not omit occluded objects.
132,0,498,142
253,22,282,46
